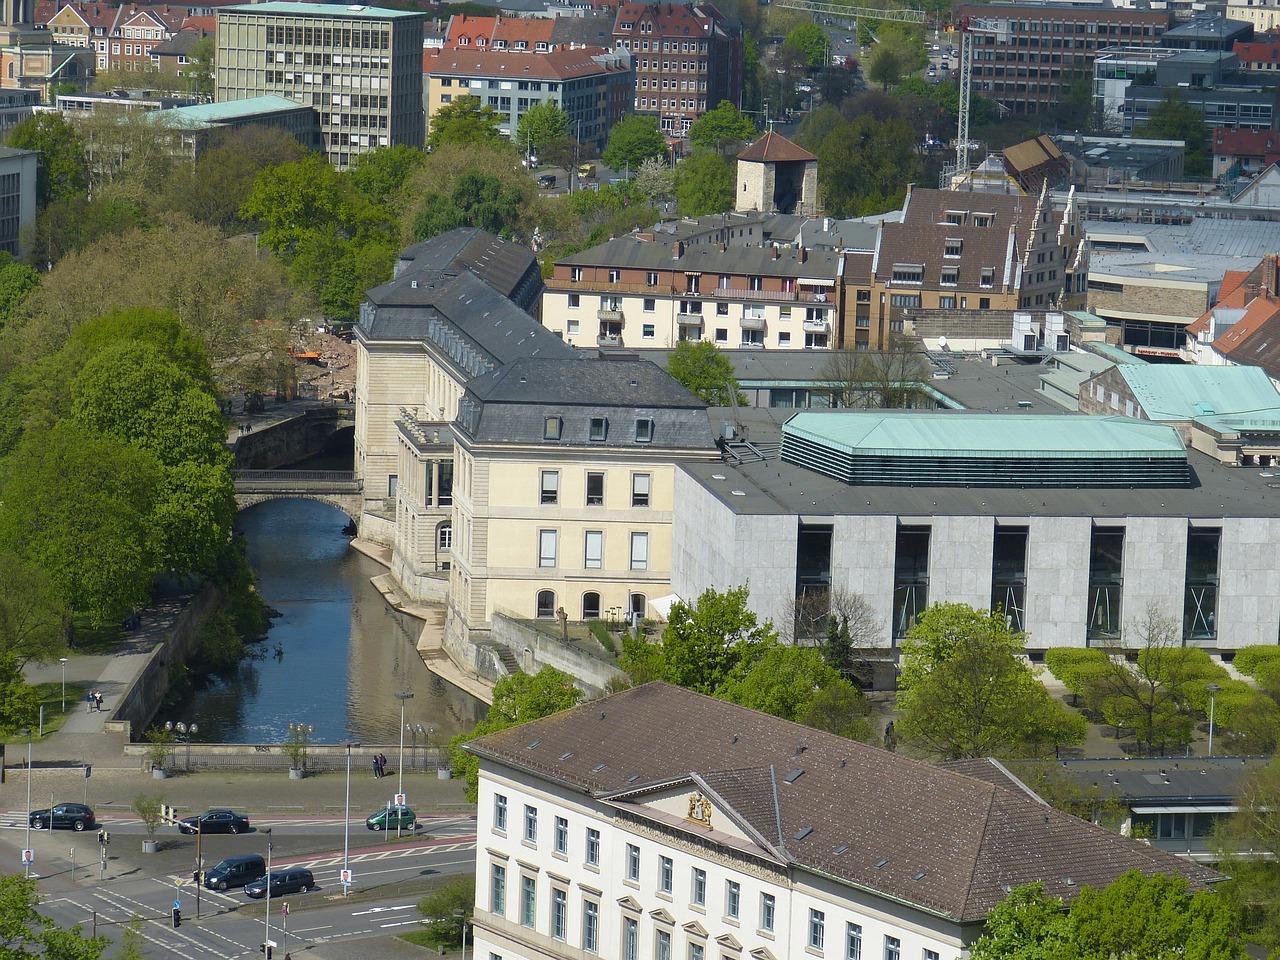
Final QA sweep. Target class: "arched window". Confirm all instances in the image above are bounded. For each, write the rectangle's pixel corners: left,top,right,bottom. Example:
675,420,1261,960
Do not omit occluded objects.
582,592,601,620
536,590,556,618
630,594,647,620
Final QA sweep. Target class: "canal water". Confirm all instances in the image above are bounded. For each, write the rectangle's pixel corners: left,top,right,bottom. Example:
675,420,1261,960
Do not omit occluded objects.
159,499,486,744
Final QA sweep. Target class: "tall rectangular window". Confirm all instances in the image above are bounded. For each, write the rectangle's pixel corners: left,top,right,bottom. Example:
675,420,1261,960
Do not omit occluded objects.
809,908,825,950
523,805,538,843
726,880,740,919
626,843,640,882
590,417,608,441
1088,528,1125,643
491,864,506,914
586,827,601,865
656,930,672,960
884,937,901,960
583,900,599,952
760,893,775,931
847,923,862,960
893,526,931,640
554,816,568,854
923,951,939,960
691,867,706,905
624,917,639,960
521,876,536,927
991,526,1028,634
660,856,673,893
631,532,649,571
632,473,651,507
538,530,557,568
493,794,507,831
551,888,567,940
689,944,704,960
540,470,559,505
586,472,605,506
1185,528,1220,641
584,531,603,569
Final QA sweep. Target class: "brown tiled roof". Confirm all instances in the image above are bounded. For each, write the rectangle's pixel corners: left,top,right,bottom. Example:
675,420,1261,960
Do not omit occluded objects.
1187,268,1253,336
1212,127,1280,162
1002,135,1062,175
444,13,555,50
1214,295,1280,359
467,683,1218,923
426,46,623,81
738,131,816,163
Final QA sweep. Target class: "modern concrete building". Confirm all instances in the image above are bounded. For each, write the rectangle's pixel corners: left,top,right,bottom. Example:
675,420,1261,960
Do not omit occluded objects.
1123,79,1277,135
0,145,37,258
215,1,425,167
466,683,1218,960
145,94,322,157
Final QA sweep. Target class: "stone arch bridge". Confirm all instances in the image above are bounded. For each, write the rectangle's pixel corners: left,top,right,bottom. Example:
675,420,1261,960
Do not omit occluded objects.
233,470,363,525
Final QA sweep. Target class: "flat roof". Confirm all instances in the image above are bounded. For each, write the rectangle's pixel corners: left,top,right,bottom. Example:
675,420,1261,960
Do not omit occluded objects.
220,2,424,18
150,95,308,127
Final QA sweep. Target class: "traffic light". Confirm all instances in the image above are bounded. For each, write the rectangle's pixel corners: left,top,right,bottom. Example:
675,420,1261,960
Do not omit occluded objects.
172,908,181,929
192,869,200,885
97,829,106,845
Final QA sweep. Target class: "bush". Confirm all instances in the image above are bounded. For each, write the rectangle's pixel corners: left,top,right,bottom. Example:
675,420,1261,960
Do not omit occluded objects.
415,874,474,948
1234,647,1280,686
1044,648,1111,705
588,619,615,655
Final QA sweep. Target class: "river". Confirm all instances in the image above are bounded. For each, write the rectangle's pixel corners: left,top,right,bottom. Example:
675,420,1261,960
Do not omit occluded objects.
158,499,486,744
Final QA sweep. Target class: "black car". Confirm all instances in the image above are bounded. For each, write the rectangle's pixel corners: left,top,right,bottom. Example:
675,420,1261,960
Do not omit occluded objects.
29,803,95,832
245,869,315,899
178,809,250,835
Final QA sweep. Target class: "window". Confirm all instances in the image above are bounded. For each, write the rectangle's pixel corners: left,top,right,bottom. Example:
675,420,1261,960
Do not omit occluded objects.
980,267,995,288
491,864,506,914
630,533,649,571
657,930,672,960
538,530,558,568
891,264,923,284
544,416,562,440
568,293,580,308
571,267,583,282
635,418,654,443
643,298,656,313
536,590,556,618
521,876,536,927
660,855,673,893
809,908,826,950
944,238,963,257
692,867,706,905
586,472,605,506
626,843,641,882
584,531,603,569
941,267,959,286
586,827,601,866
642,323,656,339
647,271,659,286
715,328,728,343
540,470,559,505
551,888,567,940
884,937,901,960
726,880,740,918
493,794,508,831
582,591,601,619
760,893,775,932
689,945,704,960
624,917,639,960
583,900,599,952
554,816,568,854
608,269,620,283
847,923,862,960
523,805,538,843
923,952,939,960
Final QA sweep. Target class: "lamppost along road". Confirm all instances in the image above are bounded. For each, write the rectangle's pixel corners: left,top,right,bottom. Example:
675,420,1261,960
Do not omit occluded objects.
394,691,413,837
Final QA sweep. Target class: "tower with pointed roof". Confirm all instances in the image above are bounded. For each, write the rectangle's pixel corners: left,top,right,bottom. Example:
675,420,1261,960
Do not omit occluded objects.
736,130,818,217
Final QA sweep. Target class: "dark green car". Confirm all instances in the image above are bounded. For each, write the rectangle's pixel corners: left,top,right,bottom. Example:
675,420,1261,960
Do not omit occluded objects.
366,805,416,831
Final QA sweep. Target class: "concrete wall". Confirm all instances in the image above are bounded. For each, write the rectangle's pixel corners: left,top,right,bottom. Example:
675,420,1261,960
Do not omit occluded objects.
1122,517,1187,629
1219,516,1280,648
929,515,996,609
233,406,354,469
1020,516,1091,649
490,614,624,696
831,515,897,648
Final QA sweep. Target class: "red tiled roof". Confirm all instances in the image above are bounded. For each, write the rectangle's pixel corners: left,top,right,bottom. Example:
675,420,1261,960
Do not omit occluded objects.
738,131,816,163
444,13,555,50
181,14,215,32
426,45,623,81
1234,37,1280,64
1212,127,1280,161
1214,295,1280,358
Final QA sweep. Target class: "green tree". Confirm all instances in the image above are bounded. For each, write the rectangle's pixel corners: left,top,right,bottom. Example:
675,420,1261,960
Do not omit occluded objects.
797,680,875,740
428,95,503,150
6,112,88,206
783,22,829,70
820,340,931,409
449,667,584,801
814,114,920,217
688,100,757,156
1135,91,1210,179
0,552,66,667
896,603,1087,760
717,646,869,735
675,151,734,217
416,875,475,949
664,340,744,406
516,101,570,160
412,169,525,241
633,155,675,203
239,154,363,255
0,254,38,330
866,46,903,91
347,144,428,207
601,114,666,172
0,874,111,958
1215,755,1280,954
185,36,215,100
0,652,37,735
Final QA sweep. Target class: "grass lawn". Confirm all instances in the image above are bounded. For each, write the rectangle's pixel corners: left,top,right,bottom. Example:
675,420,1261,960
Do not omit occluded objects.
2,681,88,744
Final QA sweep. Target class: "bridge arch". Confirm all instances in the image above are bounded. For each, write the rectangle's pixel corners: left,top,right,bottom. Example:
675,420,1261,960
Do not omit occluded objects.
232,470,364,529
235,492,363,525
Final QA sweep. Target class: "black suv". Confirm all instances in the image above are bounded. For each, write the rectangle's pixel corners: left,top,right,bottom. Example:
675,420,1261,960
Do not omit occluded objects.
204,854,267,891
178,810,250,835
29,803,95,831
245,869,315,899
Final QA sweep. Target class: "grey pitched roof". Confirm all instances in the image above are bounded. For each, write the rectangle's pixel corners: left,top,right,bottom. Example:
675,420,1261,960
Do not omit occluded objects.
456,357,715,450
392,226,544,310
468,683,1219,924
559,235,841,280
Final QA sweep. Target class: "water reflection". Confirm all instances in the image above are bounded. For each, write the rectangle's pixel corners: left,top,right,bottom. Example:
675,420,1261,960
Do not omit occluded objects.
161,499,484,744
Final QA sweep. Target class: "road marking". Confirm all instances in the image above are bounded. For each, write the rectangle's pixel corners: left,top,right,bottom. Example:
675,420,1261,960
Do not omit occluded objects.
379,919,428,928
351,904,413,916
293,924,333,933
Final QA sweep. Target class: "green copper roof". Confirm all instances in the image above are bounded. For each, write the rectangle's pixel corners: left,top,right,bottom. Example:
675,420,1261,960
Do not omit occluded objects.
1118,364,1280,421
148,95,306,128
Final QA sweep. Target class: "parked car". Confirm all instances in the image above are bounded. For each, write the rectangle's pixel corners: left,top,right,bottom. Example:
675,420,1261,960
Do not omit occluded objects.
537,173,557,188
178,809,250,835
204,854,267,891
29,803,95,832
245,869,315,899
366,804,416,831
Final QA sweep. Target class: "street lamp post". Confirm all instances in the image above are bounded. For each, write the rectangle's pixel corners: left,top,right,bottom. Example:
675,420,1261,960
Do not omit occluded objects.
59,658,68,713
19,728,31,878
1207,683,1221,757
426,726,435,771
342,740,360,896
263,828,273,958
165,720,199,772
395,692,414,837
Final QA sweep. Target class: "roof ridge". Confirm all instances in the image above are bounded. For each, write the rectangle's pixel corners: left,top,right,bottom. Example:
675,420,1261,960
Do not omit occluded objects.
959,780,1000,918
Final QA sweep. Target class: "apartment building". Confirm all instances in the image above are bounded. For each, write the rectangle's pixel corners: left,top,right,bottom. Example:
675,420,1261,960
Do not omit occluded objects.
543,235,847,352
0,0,94,95
0,146,36,258
955,1,1171,116
467,683,1218,960
441,12,614,53
1235,32,1280,72
612,0,741,135
423,45,632,151
44,1,115,72
216,1,425,167
113,5,182,73
1228,0,1280,33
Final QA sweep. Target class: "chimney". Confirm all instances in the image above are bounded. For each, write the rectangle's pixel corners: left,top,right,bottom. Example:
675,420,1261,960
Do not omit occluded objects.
673,240,684,258
798,245,807,263
720,242,726,252
772,245,779,260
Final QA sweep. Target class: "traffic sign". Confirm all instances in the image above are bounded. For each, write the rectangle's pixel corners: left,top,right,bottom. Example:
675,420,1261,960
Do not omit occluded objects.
339,869,353,885
393,793,406,806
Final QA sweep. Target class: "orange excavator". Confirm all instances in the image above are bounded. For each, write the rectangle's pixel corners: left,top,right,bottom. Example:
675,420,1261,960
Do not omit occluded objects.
287,344,324,365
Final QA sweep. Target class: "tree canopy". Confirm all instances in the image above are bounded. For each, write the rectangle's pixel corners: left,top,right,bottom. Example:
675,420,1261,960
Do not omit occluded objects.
602,114,667,171
0,874,111,959
516,101,570,160
428,96,504,150
665,340,745,406
783,22,829,69
7,112,88,206
1136,92,1209,178
675,151,735,217
688,101,757,155
1214,755,1280,954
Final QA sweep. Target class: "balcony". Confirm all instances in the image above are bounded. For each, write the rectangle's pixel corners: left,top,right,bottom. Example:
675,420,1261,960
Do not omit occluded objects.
677,313,703,326
803,319,830,334
740,315,766,332
598,308,625,322
597,334,624,347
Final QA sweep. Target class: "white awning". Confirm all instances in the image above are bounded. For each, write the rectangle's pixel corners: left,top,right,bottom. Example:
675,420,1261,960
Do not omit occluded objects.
799,277,835,287
1130,805,1238,815
649,594,682,620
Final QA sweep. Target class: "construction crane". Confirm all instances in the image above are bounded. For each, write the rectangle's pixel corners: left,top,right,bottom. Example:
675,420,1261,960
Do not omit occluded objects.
773,0,925,28
948,16,1007,186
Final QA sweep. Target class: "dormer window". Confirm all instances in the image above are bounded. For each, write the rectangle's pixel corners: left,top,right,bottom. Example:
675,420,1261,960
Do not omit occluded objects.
516,40,527,49
944,210,964,226
980,267,995,288
544,416,563,441
635,418,654,443
590,417,608,441
944,238,963,258
458,36,468,45
973,213,994,227
536,41,548,51
941,267,959,286
891,264,923,285
621,20,634,29
493,39,505,48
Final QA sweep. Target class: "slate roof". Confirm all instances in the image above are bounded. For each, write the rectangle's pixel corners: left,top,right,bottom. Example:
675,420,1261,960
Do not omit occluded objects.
392,227,544,310
456,357,714,450
557,234,841,281
467,683,1219,924
738,131,816,164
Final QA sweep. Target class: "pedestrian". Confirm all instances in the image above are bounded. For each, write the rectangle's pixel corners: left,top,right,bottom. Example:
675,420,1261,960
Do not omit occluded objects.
86,691,93,714
95,691,104,711
378,753,388,778
372,755,381,778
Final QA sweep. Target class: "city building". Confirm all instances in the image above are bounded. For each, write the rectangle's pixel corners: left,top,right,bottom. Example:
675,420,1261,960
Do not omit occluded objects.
423,45,632,152
1183,255,1280,383
611,0,741,135
466,682,1218,960
43,1,116,73
1124,77,1276,135
0,146,36,258
955,1,1172,116
0,87,38,132
1212,126,1280,177
1058,134,1185,184
1227,0,1280,34
0,0,94,96
149,25,213,83
215,1,426,167
542,234,850,351
145,94,321,157
671,405,1280,654
735,131,818,218
441,12,614,52
1160,14,1251,51
1235,32,1280,73
112,5,183,73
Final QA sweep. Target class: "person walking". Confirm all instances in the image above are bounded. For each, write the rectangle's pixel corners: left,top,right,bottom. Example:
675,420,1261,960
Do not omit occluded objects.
377,753,388,779
95,691,104,712
372,755,381,779
86,691,94,714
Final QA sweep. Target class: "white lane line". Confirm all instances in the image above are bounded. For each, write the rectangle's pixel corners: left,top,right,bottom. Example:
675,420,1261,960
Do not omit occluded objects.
293,924,333,933
351,904,414,916
379,919,429,928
